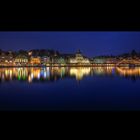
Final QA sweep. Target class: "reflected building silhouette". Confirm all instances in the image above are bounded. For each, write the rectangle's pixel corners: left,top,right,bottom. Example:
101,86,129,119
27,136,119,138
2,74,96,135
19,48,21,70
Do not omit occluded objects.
91,67,114,76
0,66,140,83
116,67,140,76
70,67,91,80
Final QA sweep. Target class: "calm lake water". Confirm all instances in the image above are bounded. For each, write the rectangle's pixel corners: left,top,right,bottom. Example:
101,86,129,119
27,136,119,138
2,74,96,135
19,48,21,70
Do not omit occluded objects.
0,66,140,111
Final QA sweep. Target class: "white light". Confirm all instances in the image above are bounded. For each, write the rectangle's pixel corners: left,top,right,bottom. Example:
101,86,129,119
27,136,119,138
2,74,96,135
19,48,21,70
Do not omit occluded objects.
38,73,40,79
31,73,34,79
44,72,47,78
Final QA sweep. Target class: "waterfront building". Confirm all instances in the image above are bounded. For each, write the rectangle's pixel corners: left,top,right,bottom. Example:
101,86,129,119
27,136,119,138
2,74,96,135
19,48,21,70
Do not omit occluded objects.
52,56,66,66
92,57,106,64
60,54,75,64
30,56,41,66
41,56,51,66
51,52,66,66
69,50,90,65
14,54,29,66
91,56,118,66
0,52,14,66
6,51,14,65
57,57,66,66
116,56,140,67
0,52,7,66
105,57,118,66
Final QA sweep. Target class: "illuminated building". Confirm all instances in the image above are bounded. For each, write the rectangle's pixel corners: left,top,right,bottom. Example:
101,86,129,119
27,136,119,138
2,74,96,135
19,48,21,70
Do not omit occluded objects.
41,56,51,65
30,56,41,65
105,58,118,64
14,54,28,66
92,58,106,64
6,51,14,66
60,54,74,64
92,57,118,66
0,52,14,66
116,57,140,67
52,55,66,66
0,52,7,66
57,57,66,66
69,50,90,65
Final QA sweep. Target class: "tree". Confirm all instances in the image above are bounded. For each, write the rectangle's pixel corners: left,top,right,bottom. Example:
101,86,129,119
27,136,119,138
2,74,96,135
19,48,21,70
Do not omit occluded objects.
122,53,129,58
0,49,2,54
131,49,137,57
18,50,28,56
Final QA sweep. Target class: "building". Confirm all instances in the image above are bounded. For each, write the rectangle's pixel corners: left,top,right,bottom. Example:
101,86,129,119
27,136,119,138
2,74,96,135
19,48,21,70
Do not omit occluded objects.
30,56,41,66
50,52,67,66
60,54,75,64
92,57,106,64
14,54,29,66
0,52,14,66
0,52,7,66
57,57,66,66
41,56,51,66
6,51,14,65
105,58,118,65
52,56,66,66
91,56,118,66
116,56,140,67
69,50,90,65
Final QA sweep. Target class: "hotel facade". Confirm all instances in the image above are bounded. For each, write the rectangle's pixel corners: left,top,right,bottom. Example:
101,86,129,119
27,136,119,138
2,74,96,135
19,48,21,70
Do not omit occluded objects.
69,50,90,65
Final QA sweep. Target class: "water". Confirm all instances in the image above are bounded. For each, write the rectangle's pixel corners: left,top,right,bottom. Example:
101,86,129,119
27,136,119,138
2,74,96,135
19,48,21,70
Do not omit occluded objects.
0,66,140,111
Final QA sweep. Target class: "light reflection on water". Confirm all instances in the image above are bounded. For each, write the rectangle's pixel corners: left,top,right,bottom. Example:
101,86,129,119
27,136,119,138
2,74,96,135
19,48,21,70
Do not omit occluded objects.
0,66,140,83
1,66,140,111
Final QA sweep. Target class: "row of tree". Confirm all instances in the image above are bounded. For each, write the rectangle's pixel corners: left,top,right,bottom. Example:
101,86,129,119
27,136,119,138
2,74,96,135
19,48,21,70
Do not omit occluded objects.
0,49,140,58
93,50,140,59
0,49,60,57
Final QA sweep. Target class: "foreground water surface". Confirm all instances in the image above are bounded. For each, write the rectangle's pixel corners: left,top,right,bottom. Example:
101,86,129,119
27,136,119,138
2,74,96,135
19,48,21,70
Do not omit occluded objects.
0,66,140,111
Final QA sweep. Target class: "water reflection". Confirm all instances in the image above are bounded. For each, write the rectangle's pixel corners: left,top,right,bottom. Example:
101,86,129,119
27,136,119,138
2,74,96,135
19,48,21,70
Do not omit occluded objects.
1,66,140,83
70,67,91,80
115,67,140,82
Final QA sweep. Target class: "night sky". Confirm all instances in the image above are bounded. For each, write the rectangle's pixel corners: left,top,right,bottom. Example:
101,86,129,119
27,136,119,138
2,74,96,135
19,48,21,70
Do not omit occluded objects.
0,32,140,57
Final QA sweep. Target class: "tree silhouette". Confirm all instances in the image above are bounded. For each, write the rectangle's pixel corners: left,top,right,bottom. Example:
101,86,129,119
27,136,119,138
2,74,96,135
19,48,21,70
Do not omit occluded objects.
18,50,28,56
131,49,137,57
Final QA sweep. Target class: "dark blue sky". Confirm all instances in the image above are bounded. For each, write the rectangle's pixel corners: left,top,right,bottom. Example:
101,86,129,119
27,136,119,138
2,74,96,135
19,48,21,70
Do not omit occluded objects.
0,32,140,57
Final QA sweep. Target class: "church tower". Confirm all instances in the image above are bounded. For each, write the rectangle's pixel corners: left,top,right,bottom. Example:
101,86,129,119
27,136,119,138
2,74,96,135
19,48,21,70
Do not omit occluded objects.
76,49,83,62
